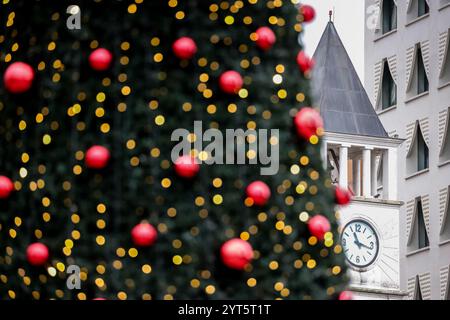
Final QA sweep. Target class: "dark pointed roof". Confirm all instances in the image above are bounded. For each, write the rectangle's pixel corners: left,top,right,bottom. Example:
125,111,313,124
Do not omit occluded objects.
312,22,388,138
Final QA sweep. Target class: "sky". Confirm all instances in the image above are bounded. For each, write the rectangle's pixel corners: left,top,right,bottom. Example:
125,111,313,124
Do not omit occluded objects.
301,0,365,80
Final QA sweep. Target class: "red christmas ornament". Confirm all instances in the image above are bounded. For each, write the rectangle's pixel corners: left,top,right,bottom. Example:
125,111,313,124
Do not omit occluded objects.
308,215,331,241
220,238,253,270
255,27,276,51
219,70,243,95
335,186,352,206
300,4,316,23
172,37,197,60
89,48,113,71
85,145,110,169
339,291,354,300
3,62,34,94
0,176,14,199
294,107,324,140
296,50,315,74
246,181,271,206
26,243,49,266
174,155,200,178
131,223,157,247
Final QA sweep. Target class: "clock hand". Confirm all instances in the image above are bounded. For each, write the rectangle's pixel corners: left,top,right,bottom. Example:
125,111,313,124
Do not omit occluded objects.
359,242,373,250
353,233,362,249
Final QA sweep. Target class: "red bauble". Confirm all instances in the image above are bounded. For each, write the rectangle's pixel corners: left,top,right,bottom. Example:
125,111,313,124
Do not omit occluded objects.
308,215,331,241
3,62,34,94
0,176,14,199
300,4,316,23
246,181,271,206
294,107,324,140
220,238,253,270
339,291,354,300
131,223,157,247
174,155,200,178
297,51,315,74
89,48,113,71
219,70,243,95
172,37,197,60
26,243,49,266
335,186,352,206
255,27,276,51
85,145,110,169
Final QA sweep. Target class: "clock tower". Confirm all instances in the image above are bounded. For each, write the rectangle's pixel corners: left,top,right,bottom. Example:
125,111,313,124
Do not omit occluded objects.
312,21,406,300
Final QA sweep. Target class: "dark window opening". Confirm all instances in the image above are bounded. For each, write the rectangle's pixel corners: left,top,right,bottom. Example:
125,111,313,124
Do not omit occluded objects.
415,279,423,300
417,128,429,171
382,62,397,109
418,0,429,17
417,48,429,94
382,0,397,34
417,200,429,249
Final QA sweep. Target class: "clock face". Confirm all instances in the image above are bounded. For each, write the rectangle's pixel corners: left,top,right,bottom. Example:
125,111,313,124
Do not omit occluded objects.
341,220,379,269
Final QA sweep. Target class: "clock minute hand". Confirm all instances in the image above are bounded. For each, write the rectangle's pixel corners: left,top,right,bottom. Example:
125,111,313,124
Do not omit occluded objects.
359,242,372,250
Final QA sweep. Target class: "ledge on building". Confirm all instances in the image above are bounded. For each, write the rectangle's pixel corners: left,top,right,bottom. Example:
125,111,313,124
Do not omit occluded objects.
439,239,450,247
374,29,397,42
405,91,429,104
405,13,430,27
351,197,404,207
438,160,450,168
405,168,429,180
439,2,450,11
438,81,450,90
377,105,397,116
349,285,408,298
406,246,430,257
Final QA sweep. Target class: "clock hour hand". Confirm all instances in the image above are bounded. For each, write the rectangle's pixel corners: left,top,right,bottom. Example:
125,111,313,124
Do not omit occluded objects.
353,233,362,249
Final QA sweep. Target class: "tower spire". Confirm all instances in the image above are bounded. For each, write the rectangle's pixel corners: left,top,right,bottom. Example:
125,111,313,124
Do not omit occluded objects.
329,10,333,22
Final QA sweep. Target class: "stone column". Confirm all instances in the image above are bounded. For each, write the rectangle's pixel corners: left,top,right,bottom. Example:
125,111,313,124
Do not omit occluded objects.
339,145,349,188
362,148,372,197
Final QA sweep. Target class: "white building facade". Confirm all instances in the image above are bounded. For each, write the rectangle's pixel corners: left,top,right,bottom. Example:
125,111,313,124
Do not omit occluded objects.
364,0,450,300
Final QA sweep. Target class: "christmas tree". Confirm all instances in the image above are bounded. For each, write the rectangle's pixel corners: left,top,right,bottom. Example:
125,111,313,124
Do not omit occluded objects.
0,0,348,300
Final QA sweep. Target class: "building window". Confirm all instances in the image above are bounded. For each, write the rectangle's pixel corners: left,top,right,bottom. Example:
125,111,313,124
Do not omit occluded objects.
407,122,429,175
381,61,397,109
417,200,429,249
382,0,397,34
408,198,430,252
417,128,429,171
439,29,450,86
415,277,423,300
418,0,429,17
439,108,450,164
417,48,429,95
441,187,450,242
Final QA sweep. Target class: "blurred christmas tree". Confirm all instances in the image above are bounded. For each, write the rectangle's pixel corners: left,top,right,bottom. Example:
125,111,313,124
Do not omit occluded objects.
0,0,348,300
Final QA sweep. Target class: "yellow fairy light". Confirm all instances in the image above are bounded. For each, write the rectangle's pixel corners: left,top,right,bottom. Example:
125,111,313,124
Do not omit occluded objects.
42,134,51,145
172,255,182,265
128,248,138,257
247,278,257,287
96,92,106,102
269,261,279,270
161,178,171,188
205,285,215,295
240,232,250,241
224,16,234,25
155,115,165,126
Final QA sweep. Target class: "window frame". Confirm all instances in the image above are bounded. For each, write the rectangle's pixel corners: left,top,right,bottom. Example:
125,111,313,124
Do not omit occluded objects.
382,0,398,34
